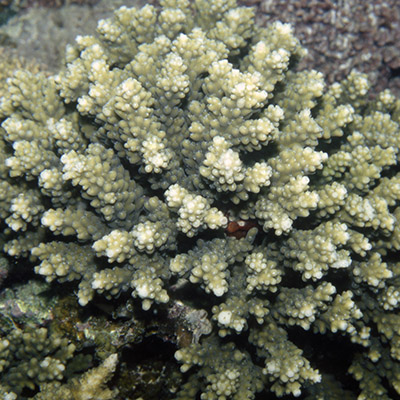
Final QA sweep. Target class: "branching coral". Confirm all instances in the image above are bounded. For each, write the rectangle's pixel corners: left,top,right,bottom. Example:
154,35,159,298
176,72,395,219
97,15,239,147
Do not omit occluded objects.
1,0,400,398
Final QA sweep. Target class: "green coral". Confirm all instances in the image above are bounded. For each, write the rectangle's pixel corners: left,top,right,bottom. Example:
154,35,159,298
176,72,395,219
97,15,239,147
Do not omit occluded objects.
33,354,118,400
1,0,400,398
0,326,75,394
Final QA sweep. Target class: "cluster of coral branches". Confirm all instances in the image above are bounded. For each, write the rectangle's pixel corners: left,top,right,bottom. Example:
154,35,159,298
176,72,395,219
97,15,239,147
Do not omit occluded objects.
0,0,400,398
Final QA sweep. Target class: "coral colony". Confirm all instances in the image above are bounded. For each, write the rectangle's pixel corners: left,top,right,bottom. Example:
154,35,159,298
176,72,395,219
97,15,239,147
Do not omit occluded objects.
1,0,400,398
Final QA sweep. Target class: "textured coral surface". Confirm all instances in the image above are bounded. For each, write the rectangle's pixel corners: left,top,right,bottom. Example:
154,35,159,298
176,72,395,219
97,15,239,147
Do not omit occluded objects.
250,0,400,96
1,0,400,398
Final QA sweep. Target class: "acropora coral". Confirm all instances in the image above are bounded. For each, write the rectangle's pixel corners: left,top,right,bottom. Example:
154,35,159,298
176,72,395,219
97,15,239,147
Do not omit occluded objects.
1,0,400,398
